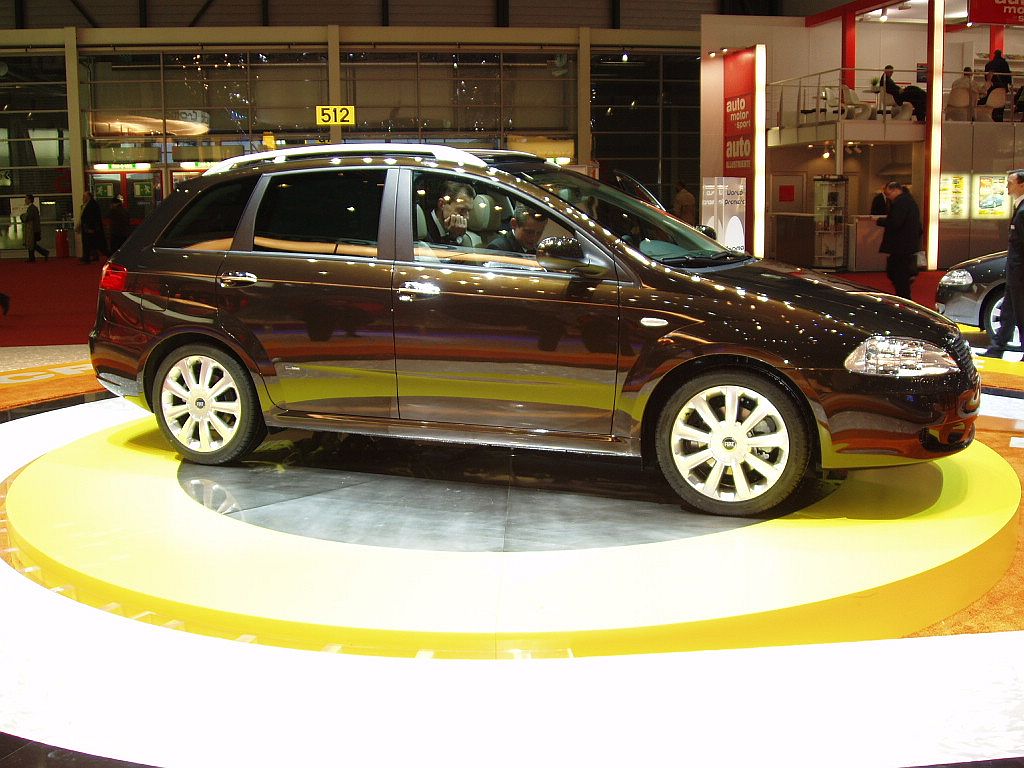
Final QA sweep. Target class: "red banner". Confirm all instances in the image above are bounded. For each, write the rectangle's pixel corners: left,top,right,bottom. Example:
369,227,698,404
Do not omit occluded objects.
723,49,756,177
722,48,756,252
969,0,1024,26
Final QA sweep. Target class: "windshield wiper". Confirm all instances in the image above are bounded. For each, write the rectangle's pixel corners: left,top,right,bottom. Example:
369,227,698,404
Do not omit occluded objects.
660,250,743,264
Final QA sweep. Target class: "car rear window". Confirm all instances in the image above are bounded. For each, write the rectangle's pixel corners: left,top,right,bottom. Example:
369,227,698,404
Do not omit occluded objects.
253,169,387,257
157,177,259,251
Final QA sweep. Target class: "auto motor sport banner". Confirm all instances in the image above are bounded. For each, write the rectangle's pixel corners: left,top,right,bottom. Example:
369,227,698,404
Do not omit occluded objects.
969,0,1024,25
723,48,756,252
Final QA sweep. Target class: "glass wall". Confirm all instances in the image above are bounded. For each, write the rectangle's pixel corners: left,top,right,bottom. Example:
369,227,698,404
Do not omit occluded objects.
590,49,700,207
340,49,576,148
0,53,72,251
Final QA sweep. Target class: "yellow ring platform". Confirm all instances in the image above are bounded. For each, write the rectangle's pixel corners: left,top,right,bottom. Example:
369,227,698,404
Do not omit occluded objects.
1,418,1020,659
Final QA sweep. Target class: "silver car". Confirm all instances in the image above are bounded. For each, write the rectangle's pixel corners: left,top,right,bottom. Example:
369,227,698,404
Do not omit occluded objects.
936,251,1019,346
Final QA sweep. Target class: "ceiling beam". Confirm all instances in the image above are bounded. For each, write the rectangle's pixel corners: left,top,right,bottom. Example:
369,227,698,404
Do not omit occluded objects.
68,0,100,27
189,0,218,26
806,0,890,27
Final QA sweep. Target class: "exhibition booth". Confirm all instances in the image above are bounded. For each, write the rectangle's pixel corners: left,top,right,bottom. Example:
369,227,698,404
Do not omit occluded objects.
700,1,1024,269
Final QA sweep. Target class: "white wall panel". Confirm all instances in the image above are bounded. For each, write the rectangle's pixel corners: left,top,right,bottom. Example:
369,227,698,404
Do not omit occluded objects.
511,0,608,29
620,0,715,31
389,0,496,27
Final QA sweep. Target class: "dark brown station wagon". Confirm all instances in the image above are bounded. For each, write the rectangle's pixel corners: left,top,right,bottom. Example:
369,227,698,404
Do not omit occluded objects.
90,144,980,517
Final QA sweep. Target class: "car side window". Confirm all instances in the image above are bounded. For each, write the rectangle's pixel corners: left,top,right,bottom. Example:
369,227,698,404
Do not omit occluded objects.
412,170,572,272
252,169,387,257
157,177,259,250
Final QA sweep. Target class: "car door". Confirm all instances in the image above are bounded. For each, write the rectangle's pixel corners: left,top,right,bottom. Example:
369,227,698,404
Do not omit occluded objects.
217,166,398,418
392,169,621,435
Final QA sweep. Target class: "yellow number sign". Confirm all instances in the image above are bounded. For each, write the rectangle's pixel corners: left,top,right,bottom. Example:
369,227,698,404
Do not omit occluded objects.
316,106,356,126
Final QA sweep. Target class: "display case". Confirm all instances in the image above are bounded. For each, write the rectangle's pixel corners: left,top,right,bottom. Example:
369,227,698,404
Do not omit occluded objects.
939,174,969,220
972,174,1011,219
813,175,847,270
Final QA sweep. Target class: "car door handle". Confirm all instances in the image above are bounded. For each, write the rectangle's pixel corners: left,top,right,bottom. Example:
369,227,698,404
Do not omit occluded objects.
397,281,441,301
218,272,258,287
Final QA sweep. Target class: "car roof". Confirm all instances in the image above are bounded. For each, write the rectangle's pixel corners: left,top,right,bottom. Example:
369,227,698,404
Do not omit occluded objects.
203,143,553,176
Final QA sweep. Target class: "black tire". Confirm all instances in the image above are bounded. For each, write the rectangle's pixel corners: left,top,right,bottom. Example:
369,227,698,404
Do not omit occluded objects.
152,344,266,465
654,370,810,517
983,287,1005,338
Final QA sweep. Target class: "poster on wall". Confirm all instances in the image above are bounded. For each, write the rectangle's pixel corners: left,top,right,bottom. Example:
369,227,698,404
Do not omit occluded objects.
972,174,1011,219
939,174,969,220
701,177,746,251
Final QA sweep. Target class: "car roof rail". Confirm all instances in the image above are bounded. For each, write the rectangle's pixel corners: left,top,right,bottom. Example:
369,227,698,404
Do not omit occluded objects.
203,143,487,175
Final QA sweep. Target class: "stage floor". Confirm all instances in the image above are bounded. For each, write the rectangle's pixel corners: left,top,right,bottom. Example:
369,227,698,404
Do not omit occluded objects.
1,398,1024,766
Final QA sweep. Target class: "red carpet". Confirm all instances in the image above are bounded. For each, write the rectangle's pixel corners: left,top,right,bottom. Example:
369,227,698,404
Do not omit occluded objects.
0,258,944,349
833,270,944,310
0,257,103,347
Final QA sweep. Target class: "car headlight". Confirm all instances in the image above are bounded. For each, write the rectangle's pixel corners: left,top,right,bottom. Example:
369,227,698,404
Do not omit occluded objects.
844,336,958,377
939,269,973,287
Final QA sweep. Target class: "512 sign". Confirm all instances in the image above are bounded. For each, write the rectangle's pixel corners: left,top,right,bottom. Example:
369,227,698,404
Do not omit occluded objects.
315,105,356,126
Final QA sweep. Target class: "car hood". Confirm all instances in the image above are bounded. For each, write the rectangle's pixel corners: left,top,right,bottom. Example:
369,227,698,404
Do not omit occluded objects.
947,251,1007,272
662,259,958,340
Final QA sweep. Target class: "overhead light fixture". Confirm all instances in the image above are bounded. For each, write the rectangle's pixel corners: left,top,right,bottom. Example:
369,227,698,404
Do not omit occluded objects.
621,50,629,62
880,7,888,21
708,51,717,58
721,48,729,54
966,21,973,26
823,149,831,159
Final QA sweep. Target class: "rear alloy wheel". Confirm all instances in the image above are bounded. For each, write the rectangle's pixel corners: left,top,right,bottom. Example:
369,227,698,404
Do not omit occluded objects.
152,344,266,465
655,371,810,517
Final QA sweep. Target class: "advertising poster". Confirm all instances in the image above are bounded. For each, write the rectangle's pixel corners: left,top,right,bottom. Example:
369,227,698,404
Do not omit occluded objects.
701,177,746,251
723,48,756,252
939,174,969,220
972,174,1011,219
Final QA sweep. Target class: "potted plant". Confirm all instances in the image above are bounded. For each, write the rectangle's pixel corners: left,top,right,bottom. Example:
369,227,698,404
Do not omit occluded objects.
870,77,881,93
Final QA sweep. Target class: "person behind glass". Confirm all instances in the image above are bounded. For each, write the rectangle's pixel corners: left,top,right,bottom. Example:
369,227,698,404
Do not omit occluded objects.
107,195,130,254
983,49,1012,122
77,190,107,263
21,193,49,262
875,181,922,300
423,180,475,246
982,169,1024,358
673,181,696,225
486,203,548,254
880,65,902,107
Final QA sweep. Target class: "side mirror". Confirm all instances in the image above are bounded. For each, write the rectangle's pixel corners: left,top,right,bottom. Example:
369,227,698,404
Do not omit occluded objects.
535,236,607,278
695,224,717,240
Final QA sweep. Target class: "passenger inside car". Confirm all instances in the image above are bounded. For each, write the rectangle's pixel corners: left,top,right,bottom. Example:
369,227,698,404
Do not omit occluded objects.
486,203,548,254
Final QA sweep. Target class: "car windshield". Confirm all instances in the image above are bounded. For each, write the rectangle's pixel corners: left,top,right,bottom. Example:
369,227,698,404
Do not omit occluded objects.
505,165,748,266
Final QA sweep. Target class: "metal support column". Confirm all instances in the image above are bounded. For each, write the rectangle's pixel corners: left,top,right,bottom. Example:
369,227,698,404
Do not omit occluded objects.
63,27,85,233
576,27,591,166
328,25,342,144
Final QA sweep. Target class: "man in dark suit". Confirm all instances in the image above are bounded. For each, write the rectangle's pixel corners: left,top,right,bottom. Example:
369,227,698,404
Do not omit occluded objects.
486,203,547,254
983,169,1024,357
880,65,902,105
421,179,476,246
875,181,922,300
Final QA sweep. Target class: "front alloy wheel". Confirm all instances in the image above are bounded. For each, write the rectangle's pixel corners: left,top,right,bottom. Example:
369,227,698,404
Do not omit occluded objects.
655,371,810,517
152,344,266,464
986,291,1021,347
